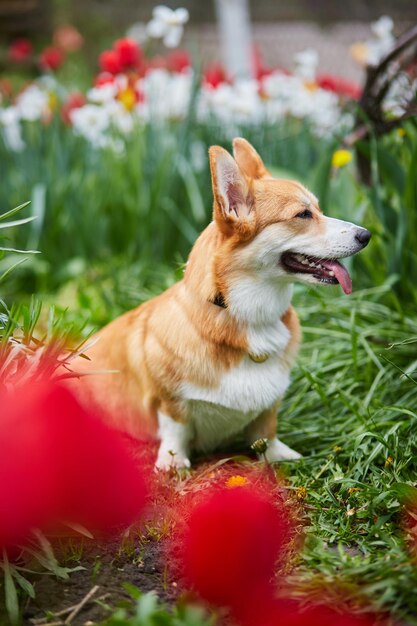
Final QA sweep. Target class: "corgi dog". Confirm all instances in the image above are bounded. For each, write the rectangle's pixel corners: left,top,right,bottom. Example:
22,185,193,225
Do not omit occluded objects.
71,138,371,470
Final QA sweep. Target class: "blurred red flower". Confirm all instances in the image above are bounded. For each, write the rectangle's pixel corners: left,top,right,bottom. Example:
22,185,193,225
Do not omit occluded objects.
179,485,290,611
61,91,86,125
0,79,13,99
252,46,273,81
317,74,362,100
0,380,148,548
94,72,115,87
53,25,84,53
99,50,122,75
242,597,381,626
203,63,228,88
8,38,33,63
39,46,65,71
114,38,142,70
166,50,191,73
147,55,168,71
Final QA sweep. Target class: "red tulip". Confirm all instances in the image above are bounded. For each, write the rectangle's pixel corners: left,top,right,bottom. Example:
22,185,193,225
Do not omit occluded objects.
203,63,228,88
8,38,33,63
61,91,86,125
53,25,84,53
252,46,272,81
39,46,65,71
99,50,122,75
113,38,142,70
317,74,362,100
94,72,115,87
166,50,191,73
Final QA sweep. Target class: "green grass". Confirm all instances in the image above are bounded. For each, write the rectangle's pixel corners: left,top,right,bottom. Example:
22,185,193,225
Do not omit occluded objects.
101,589,215,626
277,284,417,623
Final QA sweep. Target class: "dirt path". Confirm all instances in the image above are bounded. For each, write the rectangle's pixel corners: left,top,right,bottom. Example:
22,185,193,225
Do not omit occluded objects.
24,539,177,625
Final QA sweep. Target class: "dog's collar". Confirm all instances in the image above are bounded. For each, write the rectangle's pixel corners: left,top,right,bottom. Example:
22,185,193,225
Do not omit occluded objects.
211,292,227,309
210,292,270,363
248,353,269,363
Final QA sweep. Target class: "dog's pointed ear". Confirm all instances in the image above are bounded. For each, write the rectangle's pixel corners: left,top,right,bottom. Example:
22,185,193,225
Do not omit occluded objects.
209,146,254,235
232,137,270,180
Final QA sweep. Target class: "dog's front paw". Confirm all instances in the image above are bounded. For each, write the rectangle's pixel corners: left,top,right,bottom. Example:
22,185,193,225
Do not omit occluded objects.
155,448,191,471
264,438,302,462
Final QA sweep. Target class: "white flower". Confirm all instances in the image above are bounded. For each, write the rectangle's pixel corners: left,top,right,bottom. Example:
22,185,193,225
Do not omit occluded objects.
70,104,110,145
87,83,118,104
198,79,264,130
352,16,395,67
104,101,134,134
138,69,192,120
294,49,319,81
0,107,25,152
38,75,65,98
146,5,189,48
365,16,395,66
383,72,416,116
16,85,49,121
0,106,20,127
371,16,394,40
261,68,344,135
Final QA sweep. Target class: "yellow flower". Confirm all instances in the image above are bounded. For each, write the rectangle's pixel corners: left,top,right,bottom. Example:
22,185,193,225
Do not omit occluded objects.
304,80,318,92
332,150,353,169
48,91,59,111
295,486,307,501
384,455,394,468
118,87,137,111
225,475,248,489
348,487,360,495
397,128,405,137
350,42,370,68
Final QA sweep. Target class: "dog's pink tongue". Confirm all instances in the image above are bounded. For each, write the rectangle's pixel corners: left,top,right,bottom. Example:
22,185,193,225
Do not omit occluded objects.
328,260,352,295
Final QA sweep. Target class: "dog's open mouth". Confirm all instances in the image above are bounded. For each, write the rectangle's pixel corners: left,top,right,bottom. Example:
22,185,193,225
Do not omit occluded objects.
281,252,352,294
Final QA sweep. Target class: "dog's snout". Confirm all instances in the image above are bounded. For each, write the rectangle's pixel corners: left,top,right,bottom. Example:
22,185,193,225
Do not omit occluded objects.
355,228,371,247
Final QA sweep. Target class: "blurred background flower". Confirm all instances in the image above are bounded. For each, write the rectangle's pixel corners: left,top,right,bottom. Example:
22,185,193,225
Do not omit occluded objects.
146,5,190,48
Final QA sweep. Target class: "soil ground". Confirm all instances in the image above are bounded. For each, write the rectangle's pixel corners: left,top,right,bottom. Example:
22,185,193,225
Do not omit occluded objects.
23,538,178,625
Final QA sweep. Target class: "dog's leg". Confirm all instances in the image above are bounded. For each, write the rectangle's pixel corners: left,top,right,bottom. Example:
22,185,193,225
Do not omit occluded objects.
246,405,302,462
155,411,192,470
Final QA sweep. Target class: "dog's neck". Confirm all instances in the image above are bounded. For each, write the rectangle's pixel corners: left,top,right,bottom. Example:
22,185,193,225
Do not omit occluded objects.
183,223,293,326
226,278,293,325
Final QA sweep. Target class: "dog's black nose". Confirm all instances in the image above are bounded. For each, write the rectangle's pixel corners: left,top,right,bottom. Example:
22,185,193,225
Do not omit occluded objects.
355,228,371,247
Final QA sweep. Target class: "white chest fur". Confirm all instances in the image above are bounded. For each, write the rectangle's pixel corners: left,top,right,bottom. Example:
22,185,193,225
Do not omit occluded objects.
186,400,259,452
181,353,291,452
179,281,294,454
182,353,291,412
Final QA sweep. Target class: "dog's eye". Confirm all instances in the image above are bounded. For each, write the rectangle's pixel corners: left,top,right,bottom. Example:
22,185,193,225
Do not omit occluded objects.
295,209,313,219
